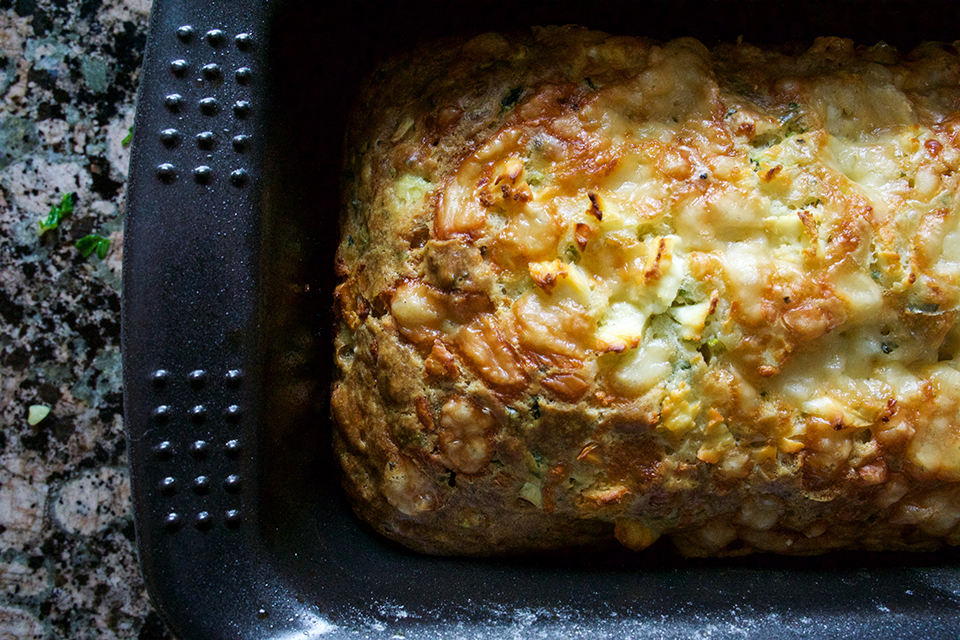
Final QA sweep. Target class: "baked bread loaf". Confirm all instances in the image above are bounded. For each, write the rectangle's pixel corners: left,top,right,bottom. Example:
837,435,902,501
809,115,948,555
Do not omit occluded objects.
332,27,960,556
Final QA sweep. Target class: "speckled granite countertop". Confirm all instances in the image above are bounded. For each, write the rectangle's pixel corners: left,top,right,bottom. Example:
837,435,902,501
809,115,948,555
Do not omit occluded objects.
0,0,173,637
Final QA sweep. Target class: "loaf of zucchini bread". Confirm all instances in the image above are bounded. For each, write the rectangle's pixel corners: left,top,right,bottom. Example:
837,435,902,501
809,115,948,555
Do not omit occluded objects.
332,27,960,556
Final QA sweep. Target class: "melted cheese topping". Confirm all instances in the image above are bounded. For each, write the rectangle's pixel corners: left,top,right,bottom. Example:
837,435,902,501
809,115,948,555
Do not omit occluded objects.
387,37,960,483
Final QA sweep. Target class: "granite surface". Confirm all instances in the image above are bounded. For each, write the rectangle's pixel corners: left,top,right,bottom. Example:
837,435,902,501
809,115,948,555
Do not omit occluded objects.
0,0,173,637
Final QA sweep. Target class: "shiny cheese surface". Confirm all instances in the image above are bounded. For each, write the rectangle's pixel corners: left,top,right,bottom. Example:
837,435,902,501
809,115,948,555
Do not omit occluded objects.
333,29,960,556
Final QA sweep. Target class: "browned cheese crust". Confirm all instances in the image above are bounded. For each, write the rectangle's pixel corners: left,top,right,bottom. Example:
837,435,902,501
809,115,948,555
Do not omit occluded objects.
332,27,960,556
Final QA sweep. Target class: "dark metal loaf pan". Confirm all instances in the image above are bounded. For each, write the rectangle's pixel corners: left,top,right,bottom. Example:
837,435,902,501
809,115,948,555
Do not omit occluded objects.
122,1,960,638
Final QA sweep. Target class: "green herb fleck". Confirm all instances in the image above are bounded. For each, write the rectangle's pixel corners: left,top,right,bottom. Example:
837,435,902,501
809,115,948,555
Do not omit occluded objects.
674,288,698,305
908,301,940,315
76,234,110,259
881,341,898,354
501,87,524,112
38,192,76,235
699,337,727,365
530,450,547,469
531,396,541,420
28,405,50,426
122,125,133,147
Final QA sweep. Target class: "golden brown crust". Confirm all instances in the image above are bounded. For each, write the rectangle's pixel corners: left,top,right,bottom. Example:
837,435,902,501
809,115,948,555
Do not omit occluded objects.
333,27,960,556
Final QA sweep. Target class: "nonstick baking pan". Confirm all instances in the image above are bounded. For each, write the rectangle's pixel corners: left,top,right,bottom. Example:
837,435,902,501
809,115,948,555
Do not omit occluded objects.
122,1,960,638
